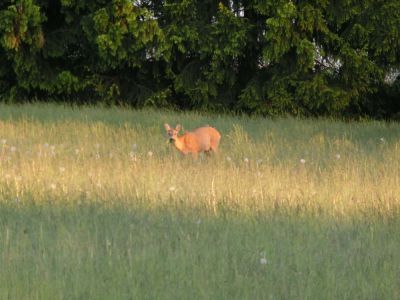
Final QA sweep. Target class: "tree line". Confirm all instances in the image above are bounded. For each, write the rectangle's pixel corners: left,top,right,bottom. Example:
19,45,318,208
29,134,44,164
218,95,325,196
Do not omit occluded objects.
0,0,399,118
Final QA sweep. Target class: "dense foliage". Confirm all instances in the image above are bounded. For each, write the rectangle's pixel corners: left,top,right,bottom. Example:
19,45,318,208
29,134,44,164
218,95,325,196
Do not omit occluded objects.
0,0,399,117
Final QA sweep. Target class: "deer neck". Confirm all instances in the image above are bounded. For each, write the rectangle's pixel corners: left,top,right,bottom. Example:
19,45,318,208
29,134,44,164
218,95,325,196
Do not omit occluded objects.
173,135,186,152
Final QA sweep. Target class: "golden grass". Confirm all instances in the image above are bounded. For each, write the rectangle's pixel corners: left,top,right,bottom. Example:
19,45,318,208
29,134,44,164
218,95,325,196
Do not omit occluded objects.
0,115,399,218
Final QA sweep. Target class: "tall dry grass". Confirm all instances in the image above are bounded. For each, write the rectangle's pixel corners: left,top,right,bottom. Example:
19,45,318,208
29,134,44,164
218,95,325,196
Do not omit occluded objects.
0,103,399,218
1,104,400,299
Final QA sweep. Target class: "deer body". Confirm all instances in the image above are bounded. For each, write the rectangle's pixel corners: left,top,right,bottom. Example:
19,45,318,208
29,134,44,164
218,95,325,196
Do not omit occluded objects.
164,124,221,158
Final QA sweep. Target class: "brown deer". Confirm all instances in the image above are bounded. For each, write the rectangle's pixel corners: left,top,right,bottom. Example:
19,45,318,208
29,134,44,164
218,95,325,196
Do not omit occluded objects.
164,123,221,159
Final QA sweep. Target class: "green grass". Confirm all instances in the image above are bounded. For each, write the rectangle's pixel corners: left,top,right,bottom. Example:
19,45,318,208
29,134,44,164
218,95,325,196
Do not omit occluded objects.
1,205,400,299
2,204,400,300
0,103,400,299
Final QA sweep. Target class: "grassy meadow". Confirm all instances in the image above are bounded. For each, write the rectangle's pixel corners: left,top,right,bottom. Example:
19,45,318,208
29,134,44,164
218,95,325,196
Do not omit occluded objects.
0,103,400,299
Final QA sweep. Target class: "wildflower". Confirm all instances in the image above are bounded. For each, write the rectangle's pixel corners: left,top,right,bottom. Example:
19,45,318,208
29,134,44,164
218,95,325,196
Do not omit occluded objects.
147,151,153,157
335,154,341,160
10,146,16,153
300,159,306,164
260,251,268,265
1,139,6,144
226,156,232,162
95,153,100,160
380,137,385,143
75,149,80,155
244,157,249,163
50,183,57,190
169,186,176,192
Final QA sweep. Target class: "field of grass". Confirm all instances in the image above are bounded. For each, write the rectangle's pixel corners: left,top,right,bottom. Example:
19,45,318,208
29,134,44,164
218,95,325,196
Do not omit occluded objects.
0,103,400,299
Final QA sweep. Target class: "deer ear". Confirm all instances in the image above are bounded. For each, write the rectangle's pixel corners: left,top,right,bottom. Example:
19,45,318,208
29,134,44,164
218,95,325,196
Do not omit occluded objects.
175,124,181,131
164,123,171,131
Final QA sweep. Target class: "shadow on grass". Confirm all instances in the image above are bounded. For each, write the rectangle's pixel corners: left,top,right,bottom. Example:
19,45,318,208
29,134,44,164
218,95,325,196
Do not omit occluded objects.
0,202,399,299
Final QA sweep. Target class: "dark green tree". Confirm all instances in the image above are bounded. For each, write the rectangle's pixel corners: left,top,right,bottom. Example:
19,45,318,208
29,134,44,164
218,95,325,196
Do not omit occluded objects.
238,0,399,116
0,0,399,117
0,0,167,104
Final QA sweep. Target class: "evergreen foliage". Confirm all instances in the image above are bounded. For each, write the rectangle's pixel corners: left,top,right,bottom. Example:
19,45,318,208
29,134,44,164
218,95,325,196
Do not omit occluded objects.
0,0,399,117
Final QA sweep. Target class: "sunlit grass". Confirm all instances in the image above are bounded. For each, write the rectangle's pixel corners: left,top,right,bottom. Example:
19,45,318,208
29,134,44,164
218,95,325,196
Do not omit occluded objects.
1,103,400,299
0,103,399,217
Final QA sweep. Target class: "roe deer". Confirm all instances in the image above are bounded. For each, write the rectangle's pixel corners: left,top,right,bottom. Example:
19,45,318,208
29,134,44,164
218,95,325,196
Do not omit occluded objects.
164,123,221,158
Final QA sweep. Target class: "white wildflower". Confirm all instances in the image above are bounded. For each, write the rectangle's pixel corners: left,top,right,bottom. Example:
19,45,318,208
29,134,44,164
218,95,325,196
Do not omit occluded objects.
260,251,268,265
335,154,341,160
147,151,153,157
169,186,176,192
226,156,232,162
300,159,306,164
244,157,249,163
50,183,57,190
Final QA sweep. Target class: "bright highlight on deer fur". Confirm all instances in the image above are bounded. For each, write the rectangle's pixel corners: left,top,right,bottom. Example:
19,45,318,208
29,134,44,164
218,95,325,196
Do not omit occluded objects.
164,123,221,158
